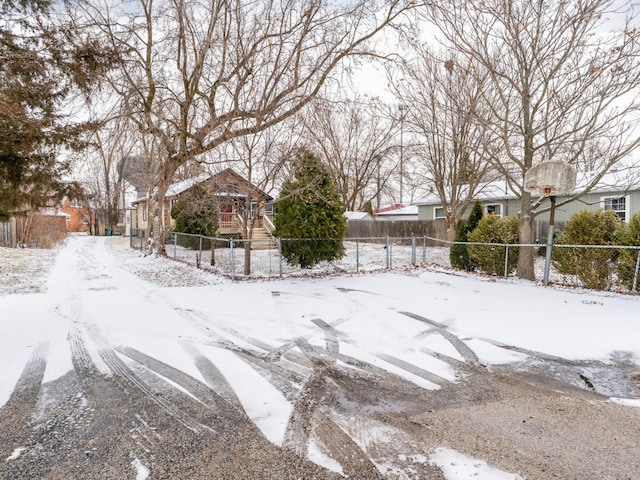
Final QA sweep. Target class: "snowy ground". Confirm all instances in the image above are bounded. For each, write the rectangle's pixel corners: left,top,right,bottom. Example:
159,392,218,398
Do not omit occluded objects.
1,235,639,479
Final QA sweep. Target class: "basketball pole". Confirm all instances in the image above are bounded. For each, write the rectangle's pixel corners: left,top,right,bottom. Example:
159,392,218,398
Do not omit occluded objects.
543,195,556,286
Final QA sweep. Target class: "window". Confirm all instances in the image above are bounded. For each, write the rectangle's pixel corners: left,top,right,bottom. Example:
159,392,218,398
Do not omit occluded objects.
485,204,502,216
70,198,82,208
602,195,629,221
265,202,274,216
434,207,446,219
143,207,147,221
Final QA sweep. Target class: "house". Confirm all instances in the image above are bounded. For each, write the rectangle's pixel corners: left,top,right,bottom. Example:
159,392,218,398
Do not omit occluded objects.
415,181,518,221
132,168,274,238
415,167,640,236
344,211,374,221
59,196,93,233
374,204,419,221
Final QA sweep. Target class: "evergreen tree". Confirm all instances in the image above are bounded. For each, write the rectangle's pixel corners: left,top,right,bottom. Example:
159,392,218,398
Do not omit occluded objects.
171,184,217,248
0,0,116,220
450,201,483,270
274,150,347,268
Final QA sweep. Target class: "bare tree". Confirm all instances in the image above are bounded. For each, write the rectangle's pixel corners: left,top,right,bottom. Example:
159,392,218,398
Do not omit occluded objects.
302,96,398,212
424,0,640,279
80,0,412,255
220,119,300,275
389,45,492,240
77,106,137,233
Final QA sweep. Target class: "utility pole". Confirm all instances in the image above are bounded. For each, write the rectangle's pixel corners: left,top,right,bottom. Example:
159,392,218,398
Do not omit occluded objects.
399,104,405,205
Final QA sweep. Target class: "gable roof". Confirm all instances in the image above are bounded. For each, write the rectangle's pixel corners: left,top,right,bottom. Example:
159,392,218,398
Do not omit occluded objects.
132,168,273,204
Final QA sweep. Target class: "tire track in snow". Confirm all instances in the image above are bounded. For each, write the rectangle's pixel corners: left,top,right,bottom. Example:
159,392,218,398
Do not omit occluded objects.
282,335,380,476
283,337,338,454
314,418,385,480
174,307,310,400
179,341,246,412
375,353,451,386
117,346,233,415
0,343,49,457
400,311,479,364
86,327,205,433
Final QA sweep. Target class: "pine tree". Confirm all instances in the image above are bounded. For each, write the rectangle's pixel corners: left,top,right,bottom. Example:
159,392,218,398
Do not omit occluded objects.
450,200,484,270
0,0,116,220
274,150,347,268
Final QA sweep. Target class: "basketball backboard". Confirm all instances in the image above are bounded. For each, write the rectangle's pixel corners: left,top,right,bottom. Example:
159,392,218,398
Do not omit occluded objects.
524,160,577,197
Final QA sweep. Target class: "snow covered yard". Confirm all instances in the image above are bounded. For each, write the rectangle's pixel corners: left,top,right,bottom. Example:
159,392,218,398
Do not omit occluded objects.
1,234,639,479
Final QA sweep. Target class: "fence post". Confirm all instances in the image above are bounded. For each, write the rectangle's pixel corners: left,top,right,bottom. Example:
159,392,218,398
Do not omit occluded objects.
633,248,640,293
386,236,390,269
504,245,509,278
230,239,236,280
423,235,427,263
198,236,203,263
356,239,360,273
278,238,283,277
173,232,177,258
411,236,416,265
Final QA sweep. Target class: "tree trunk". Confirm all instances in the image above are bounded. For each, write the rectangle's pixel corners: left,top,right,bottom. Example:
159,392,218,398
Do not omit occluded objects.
144,185,168,256
517,192,535,280
243,196,252,276
446,218,458,242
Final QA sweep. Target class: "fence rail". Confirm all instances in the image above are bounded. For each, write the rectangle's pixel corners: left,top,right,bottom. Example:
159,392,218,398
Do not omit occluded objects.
130,229,640,293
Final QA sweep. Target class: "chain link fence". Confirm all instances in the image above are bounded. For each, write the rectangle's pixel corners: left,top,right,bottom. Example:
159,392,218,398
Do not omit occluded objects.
129,229,640,293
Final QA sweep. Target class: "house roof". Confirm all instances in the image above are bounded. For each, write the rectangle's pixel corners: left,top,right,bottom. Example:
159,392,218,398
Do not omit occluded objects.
344,211,373,220
415,166,640,206
415,181,513,206
375,205,418,216
132,168,273,204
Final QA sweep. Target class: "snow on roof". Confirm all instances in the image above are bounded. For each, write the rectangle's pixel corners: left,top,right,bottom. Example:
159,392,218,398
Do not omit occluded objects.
166,173,211,197
376,205,418,216
344,211,373,220
415,166,640,206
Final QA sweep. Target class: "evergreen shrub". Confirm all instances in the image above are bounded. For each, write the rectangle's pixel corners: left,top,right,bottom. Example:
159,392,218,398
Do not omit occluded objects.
552,209,620,290
616,211,640,290
170,184,217,249
467,215,519,275
450,201,483,270
274,150,347,268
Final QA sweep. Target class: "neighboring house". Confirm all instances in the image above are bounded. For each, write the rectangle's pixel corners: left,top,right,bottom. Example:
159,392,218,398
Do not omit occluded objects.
417,168,640,224
59,196,93,233
122,180,140,236
374,204,419,221
344,211,374,221
416,181,517,222
132,168,274,238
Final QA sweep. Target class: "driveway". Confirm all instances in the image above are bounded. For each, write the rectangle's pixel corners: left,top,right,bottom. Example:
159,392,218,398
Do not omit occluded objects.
1,236,639,479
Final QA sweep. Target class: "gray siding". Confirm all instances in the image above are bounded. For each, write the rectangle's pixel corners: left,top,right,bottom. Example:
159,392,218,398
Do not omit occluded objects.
419,190,640,223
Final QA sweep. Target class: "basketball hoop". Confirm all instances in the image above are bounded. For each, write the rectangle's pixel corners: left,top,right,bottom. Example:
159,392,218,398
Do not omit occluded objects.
523,161,577,286
524,160,577,197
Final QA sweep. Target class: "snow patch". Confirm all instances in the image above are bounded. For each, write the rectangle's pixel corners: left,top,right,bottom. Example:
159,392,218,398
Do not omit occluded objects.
610,397,640,407
131,456,150,480
4,447,26,462
430,447,524,479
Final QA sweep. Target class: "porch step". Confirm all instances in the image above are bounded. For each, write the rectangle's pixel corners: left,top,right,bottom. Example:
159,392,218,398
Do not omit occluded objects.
250,227,275,250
